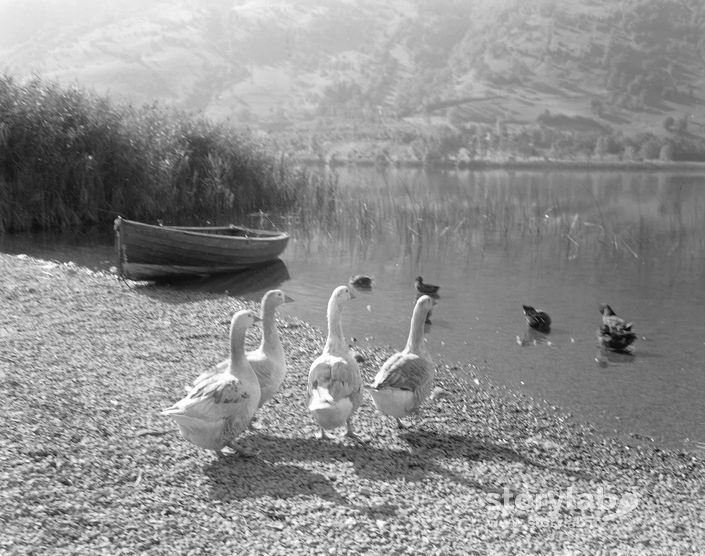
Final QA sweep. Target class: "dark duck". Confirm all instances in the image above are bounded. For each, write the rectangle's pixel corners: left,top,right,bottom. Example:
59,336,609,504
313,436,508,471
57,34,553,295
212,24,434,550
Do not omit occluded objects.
522,305,551,333
349,275,373,289
598,304,637,352
415,276,440,295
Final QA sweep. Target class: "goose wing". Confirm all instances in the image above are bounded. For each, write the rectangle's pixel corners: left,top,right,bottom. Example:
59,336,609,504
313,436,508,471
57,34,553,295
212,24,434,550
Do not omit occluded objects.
165,374,249,421
191,358,229,387
308,354,361,401
248,349,275,385
371,352,433,392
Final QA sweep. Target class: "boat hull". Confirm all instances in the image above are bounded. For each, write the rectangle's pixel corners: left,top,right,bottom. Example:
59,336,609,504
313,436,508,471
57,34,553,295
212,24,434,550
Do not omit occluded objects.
114,217,289,281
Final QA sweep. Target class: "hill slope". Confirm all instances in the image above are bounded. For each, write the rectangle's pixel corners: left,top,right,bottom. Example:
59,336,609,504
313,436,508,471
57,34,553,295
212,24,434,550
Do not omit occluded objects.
1,0,704,140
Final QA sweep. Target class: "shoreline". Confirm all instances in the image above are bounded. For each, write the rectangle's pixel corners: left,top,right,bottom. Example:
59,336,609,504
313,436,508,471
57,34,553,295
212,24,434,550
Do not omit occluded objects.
2,253,703,553
289,155,705,172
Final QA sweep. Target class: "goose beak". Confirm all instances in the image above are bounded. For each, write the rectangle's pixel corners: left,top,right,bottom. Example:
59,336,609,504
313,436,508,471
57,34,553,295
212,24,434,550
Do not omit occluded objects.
284,294,296,304
252,314,262,324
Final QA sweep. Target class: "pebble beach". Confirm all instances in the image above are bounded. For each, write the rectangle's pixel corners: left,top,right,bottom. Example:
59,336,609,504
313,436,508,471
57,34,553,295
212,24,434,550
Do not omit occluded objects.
1,253,703,555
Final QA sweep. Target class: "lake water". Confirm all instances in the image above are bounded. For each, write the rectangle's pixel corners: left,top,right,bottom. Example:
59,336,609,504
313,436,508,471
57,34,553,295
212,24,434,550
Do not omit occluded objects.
2,166,704,452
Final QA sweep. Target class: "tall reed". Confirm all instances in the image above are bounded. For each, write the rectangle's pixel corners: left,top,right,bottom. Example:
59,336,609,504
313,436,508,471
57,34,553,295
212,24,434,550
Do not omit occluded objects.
0,75,320,233
290,167,705,265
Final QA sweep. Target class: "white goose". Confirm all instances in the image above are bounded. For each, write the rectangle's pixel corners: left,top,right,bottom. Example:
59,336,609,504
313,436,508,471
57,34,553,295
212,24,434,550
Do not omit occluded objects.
162,309,261,456
307,285,362,439
195,290,288,409
367,295,435,428
246,289,289,408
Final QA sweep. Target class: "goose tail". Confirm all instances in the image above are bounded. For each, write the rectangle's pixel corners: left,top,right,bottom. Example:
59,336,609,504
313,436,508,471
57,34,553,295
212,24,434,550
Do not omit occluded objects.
308,386,336,411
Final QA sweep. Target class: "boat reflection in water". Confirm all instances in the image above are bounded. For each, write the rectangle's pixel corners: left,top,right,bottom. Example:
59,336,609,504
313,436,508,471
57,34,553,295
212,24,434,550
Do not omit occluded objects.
150,258,290,301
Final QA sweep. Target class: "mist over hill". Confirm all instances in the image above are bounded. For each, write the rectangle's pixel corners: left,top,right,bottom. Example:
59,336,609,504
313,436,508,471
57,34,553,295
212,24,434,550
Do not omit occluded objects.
2,0,705,158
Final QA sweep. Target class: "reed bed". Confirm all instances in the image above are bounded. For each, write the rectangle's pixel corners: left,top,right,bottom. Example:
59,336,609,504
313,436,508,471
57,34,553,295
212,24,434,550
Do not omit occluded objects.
290,168,705,268
0,75,319,233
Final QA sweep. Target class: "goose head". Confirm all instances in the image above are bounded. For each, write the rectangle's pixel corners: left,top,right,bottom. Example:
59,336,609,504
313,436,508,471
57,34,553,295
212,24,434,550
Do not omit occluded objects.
262,289,287,312
415,295,434,319
230,309,261,334
331,284,355,306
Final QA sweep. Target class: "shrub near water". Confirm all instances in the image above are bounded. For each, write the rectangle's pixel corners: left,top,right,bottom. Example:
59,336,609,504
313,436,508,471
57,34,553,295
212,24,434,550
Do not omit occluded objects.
0,75,319,233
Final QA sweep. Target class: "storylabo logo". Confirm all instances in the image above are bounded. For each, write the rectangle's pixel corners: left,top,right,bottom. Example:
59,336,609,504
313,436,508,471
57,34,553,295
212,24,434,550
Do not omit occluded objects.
485,486,640,525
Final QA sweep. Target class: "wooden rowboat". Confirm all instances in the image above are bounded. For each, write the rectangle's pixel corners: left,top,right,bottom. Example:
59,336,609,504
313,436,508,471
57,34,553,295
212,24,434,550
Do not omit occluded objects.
114,217,289,281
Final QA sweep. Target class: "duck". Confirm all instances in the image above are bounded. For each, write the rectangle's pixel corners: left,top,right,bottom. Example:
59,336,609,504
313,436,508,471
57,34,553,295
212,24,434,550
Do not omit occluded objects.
415,276,440,295
367,295,435,429
522,305,551,333
350,274,373,289
162,309,261,456
307,285,363,440
194,290,288,410
598,303,636,352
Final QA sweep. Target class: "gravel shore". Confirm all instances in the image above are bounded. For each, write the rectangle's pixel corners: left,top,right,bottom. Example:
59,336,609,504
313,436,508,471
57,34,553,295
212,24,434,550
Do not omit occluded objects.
1,253,703,555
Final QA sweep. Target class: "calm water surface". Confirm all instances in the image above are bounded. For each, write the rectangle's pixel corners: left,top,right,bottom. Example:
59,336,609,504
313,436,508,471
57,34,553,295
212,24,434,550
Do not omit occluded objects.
3,167,704,451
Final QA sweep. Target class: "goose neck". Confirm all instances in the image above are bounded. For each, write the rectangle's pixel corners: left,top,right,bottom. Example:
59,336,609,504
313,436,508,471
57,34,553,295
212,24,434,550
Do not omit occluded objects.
230,326,249,370
405,303,428,353
260,306,281,350
324,300,346,352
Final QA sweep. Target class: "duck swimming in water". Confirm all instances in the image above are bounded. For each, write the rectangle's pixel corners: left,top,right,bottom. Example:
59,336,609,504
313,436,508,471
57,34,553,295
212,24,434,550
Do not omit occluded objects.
414,276,439,295
522,305,551,333
598,303,636,352
350,275,373,289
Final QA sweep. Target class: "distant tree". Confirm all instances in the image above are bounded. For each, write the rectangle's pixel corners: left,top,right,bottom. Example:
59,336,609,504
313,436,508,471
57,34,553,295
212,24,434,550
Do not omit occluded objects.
594,136,608,159
511,129,535,158
659,143,673,161
623,145,637,161
410,137,429,161
675,115,688,133
495,118,507,138
663,116,675,131
531,126,552,149
639,138,661,160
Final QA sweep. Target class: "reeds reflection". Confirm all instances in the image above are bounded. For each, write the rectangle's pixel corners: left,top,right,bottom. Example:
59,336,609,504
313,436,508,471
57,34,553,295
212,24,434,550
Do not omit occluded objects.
287,167,705,281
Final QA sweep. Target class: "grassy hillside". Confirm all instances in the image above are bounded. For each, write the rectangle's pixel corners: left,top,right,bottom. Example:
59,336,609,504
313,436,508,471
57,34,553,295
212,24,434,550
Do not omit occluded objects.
1,0,704,160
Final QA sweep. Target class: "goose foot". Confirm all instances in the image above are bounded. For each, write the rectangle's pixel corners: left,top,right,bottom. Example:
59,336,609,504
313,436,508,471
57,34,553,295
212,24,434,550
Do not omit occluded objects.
319,428,329,440
345,420,367,443
221,444,259,458
248,417,262,431
396,418,407,430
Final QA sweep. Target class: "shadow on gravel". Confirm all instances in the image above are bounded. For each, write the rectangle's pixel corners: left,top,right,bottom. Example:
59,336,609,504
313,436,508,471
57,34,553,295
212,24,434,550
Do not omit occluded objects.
399,429,598,482
206,433,526,499
204,456,348,504
203,439,413,519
